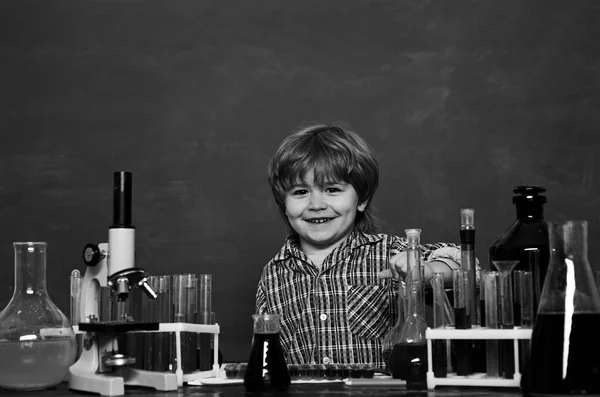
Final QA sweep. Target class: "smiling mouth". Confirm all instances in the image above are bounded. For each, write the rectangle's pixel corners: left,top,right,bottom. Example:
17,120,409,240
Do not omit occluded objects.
305,218,334,224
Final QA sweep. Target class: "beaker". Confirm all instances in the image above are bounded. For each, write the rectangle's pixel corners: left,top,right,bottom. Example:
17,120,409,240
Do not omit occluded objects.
0,242,77,390
244,314,290,392
521,221,600,395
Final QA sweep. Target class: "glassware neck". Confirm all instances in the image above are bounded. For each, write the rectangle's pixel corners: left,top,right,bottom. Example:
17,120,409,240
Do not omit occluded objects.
13,242,48,297
406,280,424,318
549,221,588,262
515,202,544,220
252,313,281,334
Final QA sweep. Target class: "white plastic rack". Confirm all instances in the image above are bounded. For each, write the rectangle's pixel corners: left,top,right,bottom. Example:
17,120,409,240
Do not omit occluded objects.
426,326,532,389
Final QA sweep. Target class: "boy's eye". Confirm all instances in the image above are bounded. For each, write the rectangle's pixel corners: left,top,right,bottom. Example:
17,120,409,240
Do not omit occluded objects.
326,187,341,193
290,188,308,196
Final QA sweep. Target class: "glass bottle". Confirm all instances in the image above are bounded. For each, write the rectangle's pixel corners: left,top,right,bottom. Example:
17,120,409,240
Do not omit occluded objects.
521,221,600,395
388,229,427,389
244,314,290,392
0,242,77,391
489,185,549,318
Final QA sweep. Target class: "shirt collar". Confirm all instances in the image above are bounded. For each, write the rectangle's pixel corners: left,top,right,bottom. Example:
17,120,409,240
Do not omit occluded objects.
272,229,383,263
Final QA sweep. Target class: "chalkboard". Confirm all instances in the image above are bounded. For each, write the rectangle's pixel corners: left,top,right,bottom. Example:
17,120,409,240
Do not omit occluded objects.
1,0,599,362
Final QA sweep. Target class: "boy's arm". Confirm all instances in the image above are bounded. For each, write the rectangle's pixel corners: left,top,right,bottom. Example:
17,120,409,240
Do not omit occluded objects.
381,240,478,288
255,279,267,314
420,243,461,287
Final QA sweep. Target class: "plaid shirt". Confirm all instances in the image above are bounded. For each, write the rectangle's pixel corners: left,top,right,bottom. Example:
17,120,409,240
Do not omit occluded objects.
255,230,461,367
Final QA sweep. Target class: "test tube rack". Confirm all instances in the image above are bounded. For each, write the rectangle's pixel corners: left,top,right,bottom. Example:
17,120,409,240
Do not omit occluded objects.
74,322,220,388
426,326,532,389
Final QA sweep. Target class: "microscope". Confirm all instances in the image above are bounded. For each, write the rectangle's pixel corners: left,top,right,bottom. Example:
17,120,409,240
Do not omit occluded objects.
69,172,178,396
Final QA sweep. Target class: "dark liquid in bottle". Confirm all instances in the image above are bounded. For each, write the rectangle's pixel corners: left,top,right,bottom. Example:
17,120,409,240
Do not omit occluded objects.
244,333,290,392
388,342,427,382
521,313,600,395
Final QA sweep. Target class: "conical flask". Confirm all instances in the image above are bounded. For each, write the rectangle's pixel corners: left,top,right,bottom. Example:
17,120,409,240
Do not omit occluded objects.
244,314,290,392
0,242,77,391
521,221,600,395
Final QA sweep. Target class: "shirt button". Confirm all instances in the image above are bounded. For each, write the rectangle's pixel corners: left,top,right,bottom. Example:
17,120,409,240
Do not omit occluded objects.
322,357,331,364
320,313,327,321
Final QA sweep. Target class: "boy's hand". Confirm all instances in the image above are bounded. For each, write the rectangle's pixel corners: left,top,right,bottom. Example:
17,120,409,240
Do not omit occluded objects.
378,252,408,280
378,253,432,281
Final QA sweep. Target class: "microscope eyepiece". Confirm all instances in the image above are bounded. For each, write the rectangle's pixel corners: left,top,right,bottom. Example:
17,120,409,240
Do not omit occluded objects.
112,171,133,228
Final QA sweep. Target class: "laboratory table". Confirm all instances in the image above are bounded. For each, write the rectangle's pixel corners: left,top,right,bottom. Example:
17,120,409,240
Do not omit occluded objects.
0,383,524,397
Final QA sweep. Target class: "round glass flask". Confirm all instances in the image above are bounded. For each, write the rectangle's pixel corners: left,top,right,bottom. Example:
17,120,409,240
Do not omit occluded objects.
0,242,77,391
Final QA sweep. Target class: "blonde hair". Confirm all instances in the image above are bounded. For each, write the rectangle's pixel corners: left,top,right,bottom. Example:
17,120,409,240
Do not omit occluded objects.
268,123,381,233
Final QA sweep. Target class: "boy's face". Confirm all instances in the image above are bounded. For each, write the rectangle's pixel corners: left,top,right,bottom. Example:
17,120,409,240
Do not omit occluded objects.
284,171,367,255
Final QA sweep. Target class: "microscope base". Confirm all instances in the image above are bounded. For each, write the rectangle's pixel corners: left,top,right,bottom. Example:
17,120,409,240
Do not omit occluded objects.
69,368,178,396
69,368,125,397
120,367,178,391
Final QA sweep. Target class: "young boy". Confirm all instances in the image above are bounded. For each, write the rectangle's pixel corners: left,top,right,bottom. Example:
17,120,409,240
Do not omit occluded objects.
255,123,463,367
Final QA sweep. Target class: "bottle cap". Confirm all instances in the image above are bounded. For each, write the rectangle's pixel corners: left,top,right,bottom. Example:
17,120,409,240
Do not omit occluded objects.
460,208,475,228
405,229,421,247
513,185,547,205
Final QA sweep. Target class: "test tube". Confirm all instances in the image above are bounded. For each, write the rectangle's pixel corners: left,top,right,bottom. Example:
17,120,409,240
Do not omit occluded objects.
492,260,519,379
453,270,471,329
154,275,173,372
513,270,523,326
518,270,534,373
70,269,82,326
173,274,198,373
460,209,478,326
519,271,534,328
479,270,487,328
70,269,83,361
452,269,471,376
484,271,500,377
197,274,213,371
430,273,447,378
127,286,144,369
142,276,158,371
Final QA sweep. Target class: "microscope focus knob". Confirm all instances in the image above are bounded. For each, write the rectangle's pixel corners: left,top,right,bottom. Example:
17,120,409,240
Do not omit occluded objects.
83,243,103,267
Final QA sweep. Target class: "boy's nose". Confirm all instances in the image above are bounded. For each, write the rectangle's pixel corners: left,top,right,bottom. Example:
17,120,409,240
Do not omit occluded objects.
308,192,327,210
